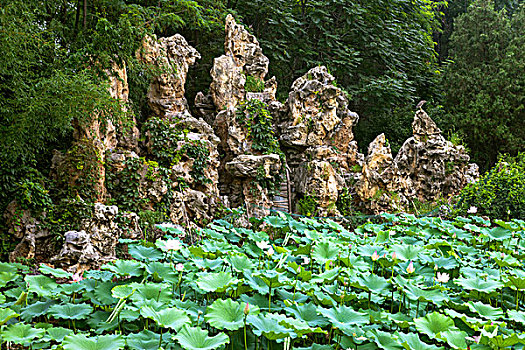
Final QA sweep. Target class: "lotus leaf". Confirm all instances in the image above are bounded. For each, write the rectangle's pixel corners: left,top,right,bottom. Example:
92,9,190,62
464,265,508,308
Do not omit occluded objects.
246,314,293,340
414,312,454,340
1,323,45,344
140,306,190,331
63,334,125,350
204,298,244,330
48,303,93,320
174,325,230,350
196,271,239,292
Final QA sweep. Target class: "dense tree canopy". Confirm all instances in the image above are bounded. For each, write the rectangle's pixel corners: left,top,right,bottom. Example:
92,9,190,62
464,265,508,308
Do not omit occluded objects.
441,0,524,170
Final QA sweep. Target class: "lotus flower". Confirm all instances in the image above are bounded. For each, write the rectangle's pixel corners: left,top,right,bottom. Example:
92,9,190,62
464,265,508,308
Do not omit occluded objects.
165,239,182,251
302,256,310,265
467,206,478,214
392,252,397,260
266,246,274,257
256,241,270,250
406,261,415,274
71,272,83,283
371,251,379,261
244,302,250,315
436,272,450,283
175,263,184,272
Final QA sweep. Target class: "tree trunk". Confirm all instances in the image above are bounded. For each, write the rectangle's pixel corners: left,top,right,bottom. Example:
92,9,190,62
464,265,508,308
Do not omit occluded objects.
83,0,87,29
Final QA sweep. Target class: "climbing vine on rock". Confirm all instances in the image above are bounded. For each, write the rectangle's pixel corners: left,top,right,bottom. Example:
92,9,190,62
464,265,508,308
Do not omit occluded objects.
142,117,183,168
183,141,212,185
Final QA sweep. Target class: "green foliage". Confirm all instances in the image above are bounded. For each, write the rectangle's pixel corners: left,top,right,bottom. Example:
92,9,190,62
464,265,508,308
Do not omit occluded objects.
236,99,285,195
236,99,281,155
232,0,444,148
244,75,265,93
297,195,318,217
441,0,525,170
457,153,525,220
336,188,353,217
183,141,212,185
2,213,525,348
142,117,184,168
106,157,147,212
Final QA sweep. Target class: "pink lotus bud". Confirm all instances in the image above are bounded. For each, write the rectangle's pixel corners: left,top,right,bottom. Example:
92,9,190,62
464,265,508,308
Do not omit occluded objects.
244,302,250,315
176,263,184,272
371,251,379,261
406,261,415,274
392,252,397,260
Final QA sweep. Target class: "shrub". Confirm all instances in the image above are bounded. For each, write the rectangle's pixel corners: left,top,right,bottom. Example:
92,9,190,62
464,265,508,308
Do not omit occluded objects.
457,153,525,220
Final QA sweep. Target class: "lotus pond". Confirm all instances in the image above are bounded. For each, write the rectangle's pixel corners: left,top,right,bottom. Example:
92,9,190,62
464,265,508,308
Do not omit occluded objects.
2,213,525,349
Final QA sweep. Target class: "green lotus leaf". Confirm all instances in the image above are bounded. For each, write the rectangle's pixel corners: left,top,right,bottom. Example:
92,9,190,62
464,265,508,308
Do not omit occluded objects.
128,245,164,261
311,267,340,283
444,309,485,328
48,303,93,320
438,330,468,350
0,272,19,288
131,283,172,304
284,303,329,327
145,261,178,282
505,275,525,290
125,330,167,350
102,260,144,277
204,298,244,331
1,323,45,344
466,301,504,321
276,289,309,304
229,254,255,272
246,314,292,340
0,308,19,325
25,275,59,297
91,281,119,306
486,227,512,241
488,334,520,348
352,274,390,293
414,312,454,340
196,272,239,292
392,244,423,261
255,270,289,288
140,305,190,331
243,273,270,294
39,264,72,278
507,309,525,325
368,329,404,350
267,313,326,337
20,300,57,321
63,334,125,350
454,276,503,293
111,285,135,299
174,325,230,350
388,314,413,329
320,305,368,332
312,242,338,264
396,332,443,350
43,327,74,342
404,284,447,305
263,215,287,228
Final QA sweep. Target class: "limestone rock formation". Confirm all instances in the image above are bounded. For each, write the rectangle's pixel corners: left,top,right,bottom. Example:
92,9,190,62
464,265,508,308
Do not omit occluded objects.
52,203,141,272
278,66,362,215
140,34,201,117
198,15,283,217
394,109,479,202
355,110,479,213
355,134,406,213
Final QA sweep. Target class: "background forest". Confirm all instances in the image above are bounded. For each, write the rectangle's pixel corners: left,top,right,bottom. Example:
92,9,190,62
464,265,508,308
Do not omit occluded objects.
0,0,523,252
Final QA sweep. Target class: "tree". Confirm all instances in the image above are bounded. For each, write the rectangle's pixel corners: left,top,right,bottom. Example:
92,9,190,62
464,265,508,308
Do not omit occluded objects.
230,0,445,151
441,0,524,170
